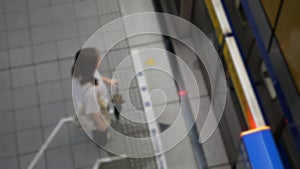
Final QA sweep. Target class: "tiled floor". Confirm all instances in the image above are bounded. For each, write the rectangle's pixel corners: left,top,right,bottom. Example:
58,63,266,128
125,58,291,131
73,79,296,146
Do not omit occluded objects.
0,0,233,169
0,0,124,168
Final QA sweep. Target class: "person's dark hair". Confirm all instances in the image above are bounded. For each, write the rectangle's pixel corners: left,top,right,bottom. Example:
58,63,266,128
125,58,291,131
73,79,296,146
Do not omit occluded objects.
71,48,99,86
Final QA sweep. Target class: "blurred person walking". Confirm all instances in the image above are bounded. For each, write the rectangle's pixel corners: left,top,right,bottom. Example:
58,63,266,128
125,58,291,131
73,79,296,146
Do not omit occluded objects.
71,48,118,145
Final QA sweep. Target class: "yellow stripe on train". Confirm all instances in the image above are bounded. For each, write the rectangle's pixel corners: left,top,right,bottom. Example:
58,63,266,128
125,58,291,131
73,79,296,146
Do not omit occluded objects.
205,0,232,44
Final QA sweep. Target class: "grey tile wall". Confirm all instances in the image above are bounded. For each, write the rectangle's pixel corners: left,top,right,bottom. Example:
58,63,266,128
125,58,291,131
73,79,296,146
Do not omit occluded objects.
57,38,81,59
0,133,17,158
0,156,19,169
9,46,33,67
43,124,70,148
0,90,13,112
0,111,16,134
13,85,39,109
40,102,66,126
17,128,43,154
29,7,52,26
74,0,98,19
5,11,29,30
35,62,60,83
0,70,10,91
0,14,5,31
11,66,36,87
38,81,64,104
59,59,73,79
46,147,74,169
0,33,7,50
4,0,27,13
7,29,31,48
19,152,46,169
97,0,120,14
77,17,100,37
33,42,57,63
0,0,135,168
27,0,50,9
31,24,55,44
15,107,41,130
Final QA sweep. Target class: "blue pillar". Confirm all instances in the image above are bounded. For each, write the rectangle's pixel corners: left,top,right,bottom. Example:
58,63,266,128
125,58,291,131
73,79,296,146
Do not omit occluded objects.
241,127,284,169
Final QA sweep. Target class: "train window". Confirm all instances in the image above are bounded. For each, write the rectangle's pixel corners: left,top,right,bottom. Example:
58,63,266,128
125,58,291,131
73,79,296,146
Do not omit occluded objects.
174,0,181,13
237,2,247,26
260,0,282,27
275,1,300,94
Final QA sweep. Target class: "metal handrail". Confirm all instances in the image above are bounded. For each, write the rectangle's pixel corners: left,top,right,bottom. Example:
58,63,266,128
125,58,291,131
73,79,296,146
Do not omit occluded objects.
27,116,75,169
92,155,126,169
